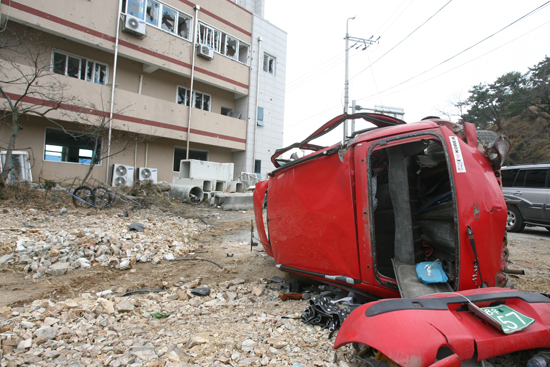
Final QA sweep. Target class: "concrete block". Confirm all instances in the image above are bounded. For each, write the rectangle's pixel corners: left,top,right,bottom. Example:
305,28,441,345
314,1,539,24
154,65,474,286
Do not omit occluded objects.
211,193,253,211
179,160,234,181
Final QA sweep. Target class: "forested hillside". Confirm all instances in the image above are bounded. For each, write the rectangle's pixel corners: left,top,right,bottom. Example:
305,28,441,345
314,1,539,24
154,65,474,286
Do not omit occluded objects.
459,56,550,165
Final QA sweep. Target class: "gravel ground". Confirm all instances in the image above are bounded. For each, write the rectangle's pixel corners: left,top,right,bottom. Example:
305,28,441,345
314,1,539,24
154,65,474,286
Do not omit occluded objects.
0,186,549,367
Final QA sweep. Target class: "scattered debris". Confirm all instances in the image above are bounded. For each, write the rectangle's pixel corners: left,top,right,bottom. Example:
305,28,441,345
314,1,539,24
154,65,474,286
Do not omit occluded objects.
190,287,211,297
171,257,223,269
122,288,165,297
128,222,144,232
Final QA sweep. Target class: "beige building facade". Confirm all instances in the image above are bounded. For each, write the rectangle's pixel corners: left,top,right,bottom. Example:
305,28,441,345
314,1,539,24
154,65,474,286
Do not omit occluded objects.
0,0,286,184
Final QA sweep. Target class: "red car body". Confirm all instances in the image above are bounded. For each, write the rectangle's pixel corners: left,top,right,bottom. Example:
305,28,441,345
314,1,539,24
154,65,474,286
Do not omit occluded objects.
253,113,550,365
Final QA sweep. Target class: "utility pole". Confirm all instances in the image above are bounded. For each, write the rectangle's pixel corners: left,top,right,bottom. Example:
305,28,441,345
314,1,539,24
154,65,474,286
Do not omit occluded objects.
343,18,379,144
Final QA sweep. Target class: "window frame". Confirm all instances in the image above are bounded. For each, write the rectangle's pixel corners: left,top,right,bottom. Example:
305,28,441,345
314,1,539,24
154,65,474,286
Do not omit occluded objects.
196,21,250,65
263,53,276,75
125,0,192,40
257,106,264,126
43,128,102,165
176,86,211,111
51,50,108,85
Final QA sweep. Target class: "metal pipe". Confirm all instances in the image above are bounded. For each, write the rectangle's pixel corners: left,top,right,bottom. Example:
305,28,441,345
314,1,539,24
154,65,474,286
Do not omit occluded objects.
145,141,148,167
138,73,144,94
343,16,355,145
186,5,200,160
106,0,124,184
253,36,262,173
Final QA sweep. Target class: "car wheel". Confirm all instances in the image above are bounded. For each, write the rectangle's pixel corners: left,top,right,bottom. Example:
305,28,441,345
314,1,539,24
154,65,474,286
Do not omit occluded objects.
507,206,525,232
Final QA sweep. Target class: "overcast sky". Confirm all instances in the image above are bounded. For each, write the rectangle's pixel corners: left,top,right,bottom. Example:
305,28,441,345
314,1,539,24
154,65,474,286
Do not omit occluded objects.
263,0,550,146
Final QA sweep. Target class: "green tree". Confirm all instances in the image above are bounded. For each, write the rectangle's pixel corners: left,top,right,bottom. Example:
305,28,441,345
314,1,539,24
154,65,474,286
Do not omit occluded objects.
526,56,550,127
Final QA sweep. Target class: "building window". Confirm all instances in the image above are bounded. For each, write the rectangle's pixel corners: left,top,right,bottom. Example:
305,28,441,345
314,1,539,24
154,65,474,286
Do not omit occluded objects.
257,107,264,126
263,54,275,75
124,0,192,40
254,159,261,174
177,86,211,111
196,22,249,64
221,107,233,116
173,147,208,171
52,51,108,85
44,128,101,165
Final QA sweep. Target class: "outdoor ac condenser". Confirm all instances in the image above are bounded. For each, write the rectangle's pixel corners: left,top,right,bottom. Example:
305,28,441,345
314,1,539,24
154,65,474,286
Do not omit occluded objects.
137,167,158,183
0,151,32,184
111,164,134,187
197,44,214,60
122,14,147,38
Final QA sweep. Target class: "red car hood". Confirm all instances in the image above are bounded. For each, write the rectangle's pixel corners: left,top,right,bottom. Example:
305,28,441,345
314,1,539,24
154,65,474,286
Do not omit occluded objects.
334,288,550,366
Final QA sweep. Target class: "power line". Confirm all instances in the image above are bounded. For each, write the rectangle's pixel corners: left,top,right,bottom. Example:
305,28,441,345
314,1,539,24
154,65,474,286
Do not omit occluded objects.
356,19,550,103
285,102,341,130
355,1,550,101
350,0,453,81
374,0,416,38
286,48,365,93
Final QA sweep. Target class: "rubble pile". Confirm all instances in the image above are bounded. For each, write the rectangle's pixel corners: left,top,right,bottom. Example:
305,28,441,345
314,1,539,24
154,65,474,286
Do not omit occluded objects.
0,278,344,367
0,207,205,278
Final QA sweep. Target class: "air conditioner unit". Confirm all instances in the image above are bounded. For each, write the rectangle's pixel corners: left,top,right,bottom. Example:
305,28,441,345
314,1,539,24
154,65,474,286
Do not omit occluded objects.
137,167,158,183
0,151,32,184
122,14,146,38
197,44,214,60
112,164,134,187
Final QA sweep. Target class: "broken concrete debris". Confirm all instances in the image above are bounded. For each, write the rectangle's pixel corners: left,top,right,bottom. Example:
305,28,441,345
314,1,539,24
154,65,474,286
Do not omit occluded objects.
0,278,347,366
0,207,206,278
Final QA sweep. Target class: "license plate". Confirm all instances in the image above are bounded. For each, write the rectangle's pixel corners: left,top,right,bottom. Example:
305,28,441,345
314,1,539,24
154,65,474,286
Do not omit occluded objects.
480,305,535,334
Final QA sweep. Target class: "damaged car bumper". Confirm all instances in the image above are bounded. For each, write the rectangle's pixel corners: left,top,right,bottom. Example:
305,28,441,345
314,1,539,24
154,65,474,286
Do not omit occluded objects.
334,288,550,367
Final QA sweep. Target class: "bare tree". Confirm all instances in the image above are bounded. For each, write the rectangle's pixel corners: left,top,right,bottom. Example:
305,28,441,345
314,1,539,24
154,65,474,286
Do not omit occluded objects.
0,27,70,185
73,101,151,185
1,27,150,188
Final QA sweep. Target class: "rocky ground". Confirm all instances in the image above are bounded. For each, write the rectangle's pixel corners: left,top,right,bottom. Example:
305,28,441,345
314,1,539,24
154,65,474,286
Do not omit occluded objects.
0,185,549,367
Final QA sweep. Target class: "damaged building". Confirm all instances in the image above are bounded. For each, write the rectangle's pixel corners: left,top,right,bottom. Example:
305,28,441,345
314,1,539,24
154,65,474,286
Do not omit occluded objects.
0,0,286,184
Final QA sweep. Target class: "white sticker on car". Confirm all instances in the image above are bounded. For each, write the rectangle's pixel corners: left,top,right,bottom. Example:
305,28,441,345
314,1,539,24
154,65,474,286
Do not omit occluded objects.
449,136,466,173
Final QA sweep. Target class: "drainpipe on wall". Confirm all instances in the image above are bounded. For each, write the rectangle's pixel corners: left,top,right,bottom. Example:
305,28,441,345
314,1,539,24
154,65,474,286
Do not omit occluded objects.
106,0,123,184
145,141,148,167
186,5,200,160
252,36,262,173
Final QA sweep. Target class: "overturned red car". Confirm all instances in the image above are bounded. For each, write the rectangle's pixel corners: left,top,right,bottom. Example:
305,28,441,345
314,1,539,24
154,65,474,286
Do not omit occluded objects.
253,113,550,365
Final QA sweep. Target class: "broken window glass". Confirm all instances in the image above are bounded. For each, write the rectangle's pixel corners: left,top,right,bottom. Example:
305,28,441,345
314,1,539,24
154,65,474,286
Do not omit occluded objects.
94,64,107,85
86,60,93,82
202,94,210,111
80,59,87,80
213,30,222,52
67,56,80,79
263,54,275,74
44,128,101,164
52,51,107,85
161,6,176,33
226,36,237,60
52,52,66,75
146,0,160,26
194,92,203,109
127,0,145,19
238,43,248,64
177,14,190,39
177,87,190,106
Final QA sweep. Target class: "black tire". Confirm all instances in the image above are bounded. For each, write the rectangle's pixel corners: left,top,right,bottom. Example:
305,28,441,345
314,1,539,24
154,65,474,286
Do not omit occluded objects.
93,187,115,207
506,206,525,232
72,186,96,208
